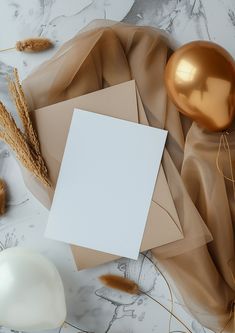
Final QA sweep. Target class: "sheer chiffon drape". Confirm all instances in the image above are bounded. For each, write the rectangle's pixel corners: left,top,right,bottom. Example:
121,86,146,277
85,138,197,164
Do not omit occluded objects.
23,21,235,332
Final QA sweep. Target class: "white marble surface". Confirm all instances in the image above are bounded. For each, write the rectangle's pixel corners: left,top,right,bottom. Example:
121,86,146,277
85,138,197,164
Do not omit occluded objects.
0,1,234,332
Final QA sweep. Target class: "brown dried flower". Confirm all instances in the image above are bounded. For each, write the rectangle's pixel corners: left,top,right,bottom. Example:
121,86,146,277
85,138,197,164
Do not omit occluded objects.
99,273,193,333
99,274,139,294
0,179,6,215
0,38,53,53
16,38,53,52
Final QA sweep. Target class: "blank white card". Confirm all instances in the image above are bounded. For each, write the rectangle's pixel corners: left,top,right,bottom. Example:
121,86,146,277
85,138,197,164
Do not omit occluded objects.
46,110,167,260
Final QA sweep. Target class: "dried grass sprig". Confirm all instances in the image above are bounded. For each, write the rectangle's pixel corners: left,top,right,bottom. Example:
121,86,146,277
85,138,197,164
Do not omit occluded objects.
0,70,50,187
9,69,40,153
0,179,6,215
0,38,53,53
0,117,49,186
9,70,49,179
99,274,192,333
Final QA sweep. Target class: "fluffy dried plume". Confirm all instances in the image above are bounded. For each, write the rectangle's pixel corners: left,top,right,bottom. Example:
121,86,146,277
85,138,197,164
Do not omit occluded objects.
0,38,53,53
99,274,139,294
99,273,193,333
0,179,6,215
16,38,53,52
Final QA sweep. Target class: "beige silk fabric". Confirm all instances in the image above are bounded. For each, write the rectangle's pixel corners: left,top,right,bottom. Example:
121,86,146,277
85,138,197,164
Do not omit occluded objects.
23,21,235,332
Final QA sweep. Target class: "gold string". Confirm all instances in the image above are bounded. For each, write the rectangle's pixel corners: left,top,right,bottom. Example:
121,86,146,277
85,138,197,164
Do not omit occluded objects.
215,135,235,332
219,300,235,333
144,254,235,333
143,253,174,333
143,253,192,333
140,290,192,333
216,132,235,200
224,134,235,200
221,264,235,333
216,257,234,332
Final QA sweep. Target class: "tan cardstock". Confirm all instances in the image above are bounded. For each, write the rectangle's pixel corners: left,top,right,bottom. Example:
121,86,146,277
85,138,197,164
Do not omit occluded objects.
23,80,183,270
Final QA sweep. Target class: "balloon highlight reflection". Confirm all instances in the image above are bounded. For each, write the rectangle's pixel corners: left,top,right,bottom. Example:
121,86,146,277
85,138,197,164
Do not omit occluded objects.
165,41,235,132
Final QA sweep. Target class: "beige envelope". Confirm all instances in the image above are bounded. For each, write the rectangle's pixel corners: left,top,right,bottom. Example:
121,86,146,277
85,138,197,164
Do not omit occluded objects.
26,80,183,270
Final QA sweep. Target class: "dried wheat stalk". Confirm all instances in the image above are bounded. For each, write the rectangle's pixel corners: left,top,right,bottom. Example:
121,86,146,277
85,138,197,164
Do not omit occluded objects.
8,69,40,153
0,70,50,187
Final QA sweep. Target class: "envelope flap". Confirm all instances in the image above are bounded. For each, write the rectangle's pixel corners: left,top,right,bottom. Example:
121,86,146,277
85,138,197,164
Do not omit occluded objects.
152,166,182,232
135,84,183,245
28,80,183,270
73,166,183,270
140,166,183,251
31,80,139,186
71,245,119,270
71,84,183,270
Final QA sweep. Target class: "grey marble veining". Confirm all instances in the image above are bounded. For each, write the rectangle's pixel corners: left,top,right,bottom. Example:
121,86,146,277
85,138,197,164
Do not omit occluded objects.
124,0,235,57
0,0,135,79
0,1,234,332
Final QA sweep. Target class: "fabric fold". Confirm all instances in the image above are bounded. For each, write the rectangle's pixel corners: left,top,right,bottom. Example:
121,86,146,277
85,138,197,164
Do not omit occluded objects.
23,20,235,332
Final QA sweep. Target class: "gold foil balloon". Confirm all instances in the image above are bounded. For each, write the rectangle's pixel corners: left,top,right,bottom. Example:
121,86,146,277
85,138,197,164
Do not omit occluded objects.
165,41,235,132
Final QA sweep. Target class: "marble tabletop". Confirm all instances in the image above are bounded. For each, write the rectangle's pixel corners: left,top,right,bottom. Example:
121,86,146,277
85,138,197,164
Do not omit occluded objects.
0,1,234,333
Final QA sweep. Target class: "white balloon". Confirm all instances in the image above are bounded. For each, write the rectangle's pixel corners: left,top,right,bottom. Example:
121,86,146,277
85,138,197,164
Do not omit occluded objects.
0,247,67,331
